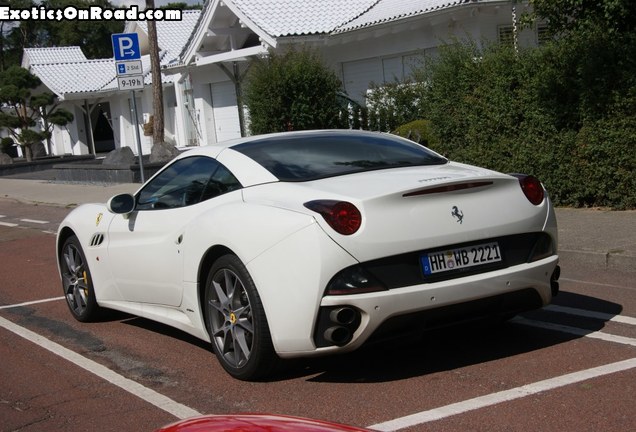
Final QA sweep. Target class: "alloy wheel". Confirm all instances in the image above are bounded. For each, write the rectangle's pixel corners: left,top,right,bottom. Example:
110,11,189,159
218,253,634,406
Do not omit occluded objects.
208,268,254,369
61,242,90,317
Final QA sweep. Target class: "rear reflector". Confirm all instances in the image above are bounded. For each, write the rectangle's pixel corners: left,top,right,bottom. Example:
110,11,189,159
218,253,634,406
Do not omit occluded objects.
325,265,387,295
403,181,493,197
304,200,362,235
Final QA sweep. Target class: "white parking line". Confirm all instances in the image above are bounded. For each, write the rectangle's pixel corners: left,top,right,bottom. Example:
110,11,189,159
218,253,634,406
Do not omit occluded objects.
0,296,65,310
0,315,202,420
545,304,636,326
0,221,19,227
514,317,636,347
368,357,636,431
20,218,49,224
2,295,633,430
369,310,636,431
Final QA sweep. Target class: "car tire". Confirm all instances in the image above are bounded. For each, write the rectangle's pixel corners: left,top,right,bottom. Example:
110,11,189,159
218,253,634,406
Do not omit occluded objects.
204,254,279,381
60,235,101,322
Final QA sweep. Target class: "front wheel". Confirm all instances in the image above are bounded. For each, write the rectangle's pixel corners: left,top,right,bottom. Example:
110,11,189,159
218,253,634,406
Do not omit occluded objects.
204,255,279,381
59,235,101,322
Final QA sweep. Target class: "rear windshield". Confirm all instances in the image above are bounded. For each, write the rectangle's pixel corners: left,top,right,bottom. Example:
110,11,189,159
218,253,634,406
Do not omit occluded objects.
232,132,447,181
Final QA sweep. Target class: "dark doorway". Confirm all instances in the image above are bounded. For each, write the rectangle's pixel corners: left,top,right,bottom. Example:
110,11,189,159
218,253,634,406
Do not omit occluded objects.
93,103,115,153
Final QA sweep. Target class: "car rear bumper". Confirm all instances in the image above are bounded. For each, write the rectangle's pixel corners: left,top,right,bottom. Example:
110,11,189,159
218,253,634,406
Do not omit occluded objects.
278,255,558,357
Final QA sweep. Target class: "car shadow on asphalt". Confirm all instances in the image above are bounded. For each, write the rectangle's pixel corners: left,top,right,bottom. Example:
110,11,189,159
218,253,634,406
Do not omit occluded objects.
120,316,212,352
104,290,621,383
282,291,623,383
295,322,568,383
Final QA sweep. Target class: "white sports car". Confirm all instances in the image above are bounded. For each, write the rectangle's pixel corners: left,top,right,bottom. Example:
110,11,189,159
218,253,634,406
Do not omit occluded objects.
57,130,560,380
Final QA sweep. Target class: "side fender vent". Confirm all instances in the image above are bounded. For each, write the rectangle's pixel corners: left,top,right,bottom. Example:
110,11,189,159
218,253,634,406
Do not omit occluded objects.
89,233,105,247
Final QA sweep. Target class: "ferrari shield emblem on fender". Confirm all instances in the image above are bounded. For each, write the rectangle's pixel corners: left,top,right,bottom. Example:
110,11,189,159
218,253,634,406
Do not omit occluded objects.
96,213,103,227
451,206,464,224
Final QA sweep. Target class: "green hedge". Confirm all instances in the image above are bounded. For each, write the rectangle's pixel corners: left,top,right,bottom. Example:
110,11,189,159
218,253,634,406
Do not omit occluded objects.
381,33,636,209
240,36,635,209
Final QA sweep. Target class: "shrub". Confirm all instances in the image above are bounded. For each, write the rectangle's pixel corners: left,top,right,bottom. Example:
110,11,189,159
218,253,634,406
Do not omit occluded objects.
393,120,437,148
421,41,534,171
366,80,426,131
1,137,15,154
574,101,636,209
412,35,636,209
243,48,344,134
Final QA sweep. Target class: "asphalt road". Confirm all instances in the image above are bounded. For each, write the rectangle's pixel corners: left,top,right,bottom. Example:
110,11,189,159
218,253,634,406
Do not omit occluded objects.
1,199,635,432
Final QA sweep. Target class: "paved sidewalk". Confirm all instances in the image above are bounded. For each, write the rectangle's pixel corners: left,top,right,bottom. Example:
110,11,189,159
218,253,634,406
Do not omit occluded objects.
0,178,138,207
556,207,636,273
1,178,634,272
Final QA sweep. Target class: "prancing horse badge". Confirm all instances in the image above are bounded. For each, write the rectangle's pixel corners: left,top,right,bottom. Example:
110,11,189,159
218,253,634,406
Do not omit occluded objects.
451,206,464,224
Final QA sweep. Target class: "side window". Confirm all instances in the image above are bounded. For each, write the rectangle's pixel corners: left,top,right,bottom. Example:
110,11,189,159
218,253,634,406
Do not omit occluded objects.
136,157,241,210
200,164,242,202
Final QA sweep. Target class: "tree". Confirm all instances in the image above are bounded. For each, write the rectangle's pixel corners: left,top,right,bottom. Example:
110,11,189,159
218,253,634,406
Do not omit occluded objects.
0,0,19,71
32,92,74,155
41,0,124,59
1,0,123,70
146,0,164,148
528,0,636,35
0,0,43,71
0,66,73,161
161,2,203,10
244,48,344,134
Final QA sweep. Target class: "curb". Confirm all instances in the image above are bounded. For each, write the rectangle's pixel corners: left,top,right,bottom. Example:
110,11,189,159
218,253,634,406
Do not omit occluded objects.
558,249,636,273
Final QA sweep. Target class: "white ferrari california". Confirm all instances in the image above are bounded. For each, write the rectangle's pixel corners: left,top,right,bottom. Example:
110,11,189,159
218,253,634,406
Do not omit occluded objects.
57,129,560,380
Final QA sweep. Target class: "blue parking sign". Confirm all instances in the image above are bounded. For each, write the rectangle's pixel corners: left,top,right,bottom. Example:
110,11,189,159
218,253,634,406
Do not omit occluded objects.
111,33,141,61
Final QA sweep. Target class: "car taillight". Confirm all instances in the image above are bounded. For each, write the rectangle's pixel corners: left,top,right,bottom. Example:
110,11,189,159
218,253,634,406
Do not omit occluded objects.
510,174,545,205
304,200,362,235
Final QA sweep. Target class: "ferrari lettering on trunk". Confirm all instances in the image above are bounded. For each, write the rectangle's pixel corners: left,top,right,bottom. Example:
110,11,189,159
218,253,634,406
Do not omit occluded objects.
422,242,502,275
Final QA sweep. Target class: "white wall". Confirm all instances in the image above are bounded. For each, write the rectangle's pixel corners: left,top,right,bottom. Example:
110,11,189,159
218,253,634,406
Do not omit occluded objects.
172,1,542,141
211,81,241,142
316,2,539,105
70,105,89,155
163,86,178,144
113,92,151,156
185,65,245,145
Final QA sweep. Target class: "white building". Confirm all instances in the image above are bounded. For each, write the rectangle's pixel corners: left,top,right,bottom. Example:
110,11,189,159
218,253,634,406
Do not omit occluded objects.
25,0,545,156
22,11,201,156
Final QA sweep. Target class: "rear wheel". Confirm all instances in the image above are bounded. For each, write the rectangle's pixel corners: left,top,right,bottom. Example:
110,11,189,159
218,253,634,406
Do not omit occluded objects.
204,255,279,381
60,235,101,322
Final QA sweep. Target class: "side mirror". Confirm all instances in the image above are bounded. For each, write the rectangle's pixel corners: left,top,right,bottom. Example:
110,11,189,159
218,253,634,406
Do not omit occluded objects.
107,193,136,215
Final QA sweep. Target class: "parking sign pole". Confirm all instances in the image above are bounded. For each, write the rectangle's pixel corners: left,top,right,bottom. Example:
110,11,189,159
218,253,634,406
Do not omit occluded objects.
130,90,145,183
112,33,145,183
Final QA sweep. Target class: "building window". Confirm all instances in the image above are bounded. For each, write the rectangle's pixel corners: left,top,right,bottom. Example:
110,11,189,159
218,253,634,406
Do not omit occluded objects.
498,25,515,46
537,24,552,45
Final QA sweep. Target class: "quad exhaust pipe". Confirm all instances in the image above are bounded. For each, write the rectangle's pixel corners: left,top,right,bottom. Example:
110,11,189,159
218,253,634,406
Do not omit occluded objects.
330,307,357,325
324,326,352,346
322,307,359,346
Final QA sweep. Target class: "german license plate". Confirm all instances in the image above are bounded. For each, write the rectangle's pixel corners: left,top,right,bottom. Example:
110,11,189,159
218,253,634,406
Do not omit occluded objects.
421,242,502,275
